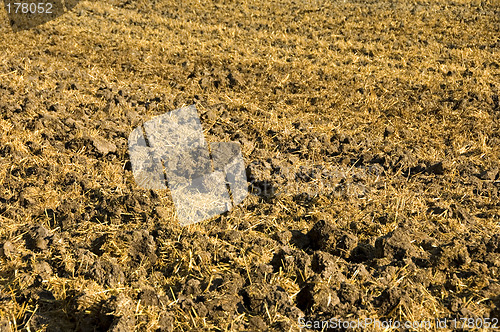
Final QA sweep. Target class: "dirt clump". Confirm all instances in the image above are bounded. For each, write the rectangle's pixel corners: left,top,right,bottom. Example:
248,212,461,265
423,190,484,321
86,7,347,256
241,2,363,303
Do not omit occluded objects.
87,258,126,287
374,227,418,261
24,226,53,251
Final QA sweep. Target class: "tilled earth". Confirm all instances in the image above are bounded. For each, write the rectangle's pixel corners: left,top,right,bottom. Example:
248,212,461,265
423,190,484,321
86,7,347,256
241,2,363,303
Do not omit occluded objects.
0,0,499,331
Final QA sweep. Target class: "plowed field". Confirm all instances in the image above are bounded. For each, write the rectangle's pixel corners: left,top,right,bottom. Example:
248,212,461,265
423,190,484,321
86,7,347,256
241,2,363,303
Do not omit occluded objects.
0,0,499,330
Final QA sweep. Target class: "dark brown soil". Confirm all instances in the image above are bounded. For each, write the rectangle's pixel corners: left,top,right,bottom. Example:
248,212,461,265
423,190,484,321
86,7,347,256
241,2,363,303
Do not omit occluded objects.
0,0,499,331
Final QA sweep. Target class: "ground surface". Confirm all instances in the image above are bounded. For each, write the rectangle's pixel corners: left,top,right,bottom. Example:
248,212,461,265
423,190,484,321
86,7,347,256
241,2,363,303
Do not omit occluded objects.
0,0,499,331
